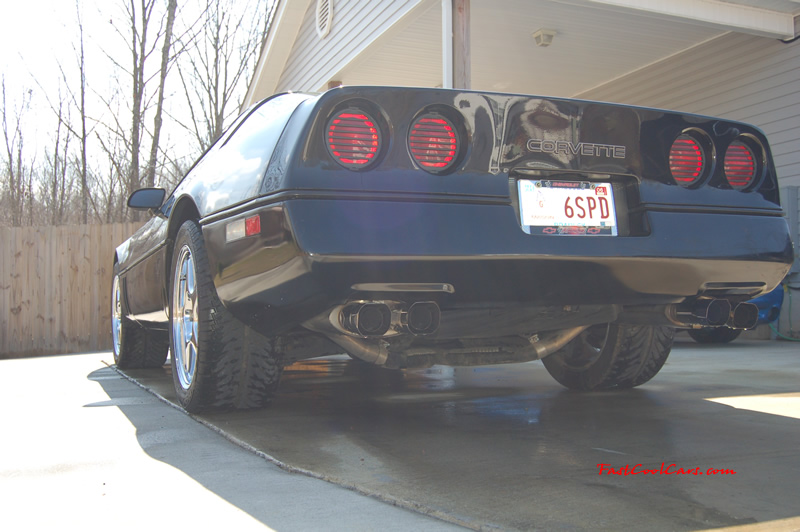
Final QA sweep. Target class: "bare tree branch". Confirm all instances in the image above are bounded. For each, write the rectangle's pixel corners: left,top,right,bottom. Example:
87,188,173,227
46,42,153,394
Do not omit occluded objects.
177,0,270,152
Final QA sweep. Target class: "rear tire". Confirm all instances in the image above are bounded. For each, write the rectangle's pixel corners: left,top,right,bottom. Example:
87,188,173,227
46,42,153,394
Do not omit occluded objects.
541,323,674,390
169,220,283,413
687,327,742,344
111,263,169,369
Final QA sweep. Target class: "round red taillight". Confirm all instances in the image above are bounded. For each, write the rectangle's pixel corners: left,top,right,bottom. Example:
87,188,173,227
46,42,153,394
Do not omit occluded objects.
724,140,757,189
326,110,381,169
669,134,706,186
408,114,458,172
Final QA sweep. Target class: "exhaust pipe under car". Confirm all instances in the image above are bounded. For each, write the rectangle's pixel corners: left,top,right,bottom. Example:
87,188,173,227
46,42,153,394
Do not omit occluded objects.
340,302,393,337
728,302,758,330
303,300,442,367
619,298,738,329
619,298,759,331
338,300,441,337
404,302,440,336
674,298,731,327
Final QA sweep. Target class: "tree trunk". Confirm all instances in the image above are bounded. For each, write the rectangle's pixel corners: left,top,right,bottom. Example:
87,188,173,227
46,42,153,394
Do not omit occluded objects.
145,0,178,190
78,11,89,224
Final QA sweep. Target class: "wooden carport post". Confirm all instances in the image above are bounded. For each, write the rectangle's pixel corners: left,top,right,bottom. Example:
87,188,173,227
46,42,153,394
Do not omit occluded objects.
442,0,470,89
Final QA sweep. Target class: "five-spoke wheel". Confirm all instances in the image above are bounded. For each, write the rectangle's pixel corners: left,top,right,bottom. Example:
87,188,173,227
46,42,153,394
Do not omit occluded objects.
172,245,199,390
110,263,168,369
111,273,123,361
168,220,283,412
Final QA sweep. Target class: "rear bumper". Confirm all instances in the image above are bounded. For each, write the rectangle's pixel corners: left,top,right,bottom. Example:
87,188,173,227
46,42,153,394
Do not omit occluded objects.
202,197,793,335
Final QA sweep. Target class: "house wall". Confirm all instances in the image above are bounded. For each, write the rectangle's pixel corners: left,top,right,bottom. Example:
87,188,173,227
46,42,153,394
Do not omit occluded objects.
276,0,423,93
578,32,800,188
779,185,800,338
580,34,800,337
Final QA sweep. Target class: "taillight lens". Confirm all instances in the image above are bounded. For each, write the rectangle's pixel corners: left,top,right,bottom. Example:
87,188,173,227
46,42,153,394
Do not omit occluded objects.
669,134,705,186
724,140,757,189
327,110,381,169
409,114,458,172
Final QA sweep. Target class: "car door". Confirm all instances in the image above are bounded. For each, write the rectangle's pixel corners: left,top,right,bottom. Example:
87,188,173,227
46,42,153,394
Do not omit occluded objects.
120,206,171,324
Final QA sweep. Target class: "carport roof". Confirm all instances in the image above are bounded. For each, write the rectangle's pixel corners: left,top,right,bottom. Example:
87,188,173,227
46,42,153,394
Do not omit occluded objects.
244,0,800,104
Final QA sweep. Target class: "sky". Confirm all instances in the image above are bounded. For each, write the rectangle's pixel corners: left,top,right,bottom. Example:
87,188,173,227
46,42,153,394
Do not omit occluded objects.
0,0,143,175
0,0,211,171
2,0,272,183
1,1,80,78
1,0,113,131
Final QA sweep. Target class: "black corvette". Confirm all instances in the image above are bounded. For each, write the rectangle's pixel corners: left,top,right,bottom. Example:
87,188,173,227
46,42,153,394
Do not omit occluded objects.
112,86,793,413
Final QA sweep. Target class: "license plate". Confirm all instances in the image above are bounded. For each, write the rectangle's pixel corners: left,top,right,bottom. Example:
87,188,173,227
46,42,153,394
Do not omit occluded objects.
518,179,617,236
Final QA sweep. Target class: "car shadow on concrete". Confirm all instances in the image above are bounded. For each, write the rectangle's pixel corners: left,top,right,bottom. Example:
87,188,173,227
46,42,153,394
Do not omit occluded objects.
86,362,465,531
91,343,800,532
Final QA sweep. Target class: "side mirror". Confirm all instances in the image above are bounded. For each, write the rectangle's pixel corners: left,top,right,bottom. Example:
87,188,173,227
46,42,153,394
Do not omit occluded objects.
127,188,166,210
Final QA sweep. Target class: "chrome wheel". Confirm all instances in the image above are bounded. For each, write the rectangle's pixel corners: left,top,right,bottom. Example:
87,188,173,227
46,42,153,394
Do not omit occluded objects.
172,245,199,390
557,324,609,370
167,219,284,412
111,274,122,360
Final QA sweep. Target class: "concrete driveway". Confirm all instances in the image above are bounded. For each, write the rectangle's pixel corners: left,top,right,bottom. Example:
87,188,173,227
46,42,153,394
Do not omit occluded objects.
2,337,799,531
0,353,461,531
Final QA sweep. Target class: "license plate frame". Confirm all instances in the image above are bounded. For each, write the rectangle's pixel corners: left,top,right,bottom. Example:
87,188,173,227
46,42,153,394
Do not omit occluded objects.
518,179,618,236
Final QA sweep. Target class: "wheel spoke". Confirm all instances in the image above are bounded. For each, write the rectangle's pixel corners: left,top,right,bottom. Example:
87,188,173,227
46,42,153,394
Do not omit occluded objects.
186,255,195,297
561,324,608,369
186,343,197,376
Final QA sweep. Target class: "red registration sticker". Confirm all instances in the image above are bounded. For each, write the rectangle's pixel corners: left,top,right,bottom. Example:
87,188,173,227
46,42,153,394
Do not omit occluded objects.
518,179,617,236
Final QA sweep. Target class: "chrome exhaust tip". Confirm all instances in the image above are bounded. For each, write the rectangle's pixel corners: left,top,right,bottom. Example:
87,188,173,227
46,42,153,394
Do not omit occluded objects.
674,298,731,327
405,302,440,336
336,300,441,337
729,302,758,330
340,302,392,337
705,299,732,327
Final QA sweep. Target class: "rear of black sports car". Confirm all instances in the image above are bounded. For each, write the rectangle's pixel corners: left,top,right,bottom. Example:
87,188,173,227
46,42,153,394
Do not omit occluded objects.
114,86,794,412
205,88,791,330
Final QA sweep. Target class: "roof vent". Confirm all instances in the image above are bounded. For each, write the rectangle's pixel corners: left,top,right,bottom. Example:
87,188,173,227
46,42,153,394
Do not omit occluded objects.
316,0,333,38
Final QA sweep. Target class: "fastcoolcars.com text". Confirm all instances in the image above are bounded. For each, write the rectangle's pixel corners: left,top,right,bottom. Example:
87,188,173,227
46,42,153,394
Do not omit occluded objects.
597,463,737,476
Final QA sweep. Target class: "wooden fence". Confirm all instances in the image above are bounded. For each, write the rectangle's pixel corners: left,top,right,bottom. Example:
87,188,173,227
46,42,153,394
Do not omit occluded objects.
1,223,143,358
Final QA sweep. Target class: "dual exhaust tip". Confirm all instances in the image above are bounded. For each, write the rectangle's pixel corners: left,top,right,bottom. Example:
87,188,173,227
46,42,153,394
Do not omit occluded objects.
338,297,758,338
340,301,440,337
677,298,758,330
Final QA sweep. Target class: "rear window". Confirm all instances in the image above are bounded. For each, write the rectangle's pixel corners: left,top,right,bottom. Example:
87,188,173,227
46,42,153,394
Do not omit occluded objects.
188,93,310,213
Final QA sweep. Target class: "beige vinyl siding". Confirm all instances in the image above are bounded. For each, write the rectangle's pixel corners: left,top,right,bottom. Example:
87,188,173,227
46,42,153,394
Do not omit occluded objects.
579,33,800,187
276,0,422,93
334,1,442,88
783,186,800,270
